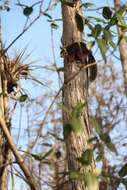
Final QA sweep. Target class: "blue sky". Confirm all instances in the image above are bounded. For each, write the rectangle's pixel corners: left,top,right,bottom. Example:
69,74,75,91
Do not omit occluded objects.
1,0,125,153
1,0,116,61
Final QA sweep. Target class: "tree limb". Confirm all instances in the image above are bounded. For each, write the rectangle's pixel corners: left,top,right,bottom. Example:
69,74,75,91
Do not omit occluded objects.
0,117,38,190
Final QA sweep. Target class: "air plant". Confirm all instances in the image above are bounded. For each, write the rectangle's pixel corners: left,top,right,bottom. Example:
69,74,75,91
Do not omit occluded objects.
2,47,31,94
0,45,50,101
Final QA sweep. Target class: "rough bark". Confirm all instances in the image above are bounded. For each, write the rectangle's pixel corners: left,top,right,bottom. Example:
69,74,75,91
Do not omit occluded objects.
114,0,127,91
61,1,95,190
0,48,10,190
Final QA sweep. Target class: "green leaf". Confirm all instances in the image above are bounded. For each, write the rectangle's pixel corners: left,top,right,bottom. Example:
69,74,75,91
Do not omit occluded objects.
86,21,94,30
106,142,117,154
103,30,112,42
96,154,102,162
78,149,93,165
43,13,52,19
92,24,102,38
81,3,94,8
99,132,117,154
107,15,118,28
70,116,83,134
119,24,127,32
121,178,127,188
70,171,85,181
87,16,107,24
70,171,99,190
23,7,33,16
75,13,84,32
90,117,101,134
102,7,112,19
97,38,107,62
63,123,72,139
84,172,99,190
86,41,95,49
71,102,85,118
51,22,59,29
19,94,28,102
99,132,111,143
116,12,126,26
117,5,127,15
119,163,127,177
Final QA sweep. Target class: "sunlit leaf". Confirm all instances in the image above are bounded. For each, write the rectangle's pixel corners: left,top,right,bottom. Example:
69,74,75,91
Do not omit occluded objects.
97,38,107,62
70,171,85,181
87,16,107,24
84,172,99,190
71,102,85,118
103,30,112,42
86,41,95,49
92,24,102,38
116,12,126,26
70,116,83,134
70,171,99,190
77,149,93,165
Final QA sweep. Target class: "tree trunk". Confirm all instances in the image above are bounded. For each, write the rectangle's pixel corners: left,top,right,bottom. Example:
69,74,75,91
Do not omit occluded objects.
61,1,95,190
114,0,127,91
0,47,10,190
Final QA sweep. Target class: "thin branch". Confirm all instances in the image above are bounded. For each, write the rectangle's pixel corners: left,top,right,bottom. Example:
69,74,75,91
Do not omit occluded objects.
3,15,40,55
0,0,45,56
30,62,97,149
0,117,38,190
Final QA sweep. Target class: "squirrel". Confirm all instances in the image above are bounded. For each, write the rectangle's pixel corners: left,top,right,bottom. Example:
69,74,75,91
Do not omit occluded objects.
61,42,97,82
